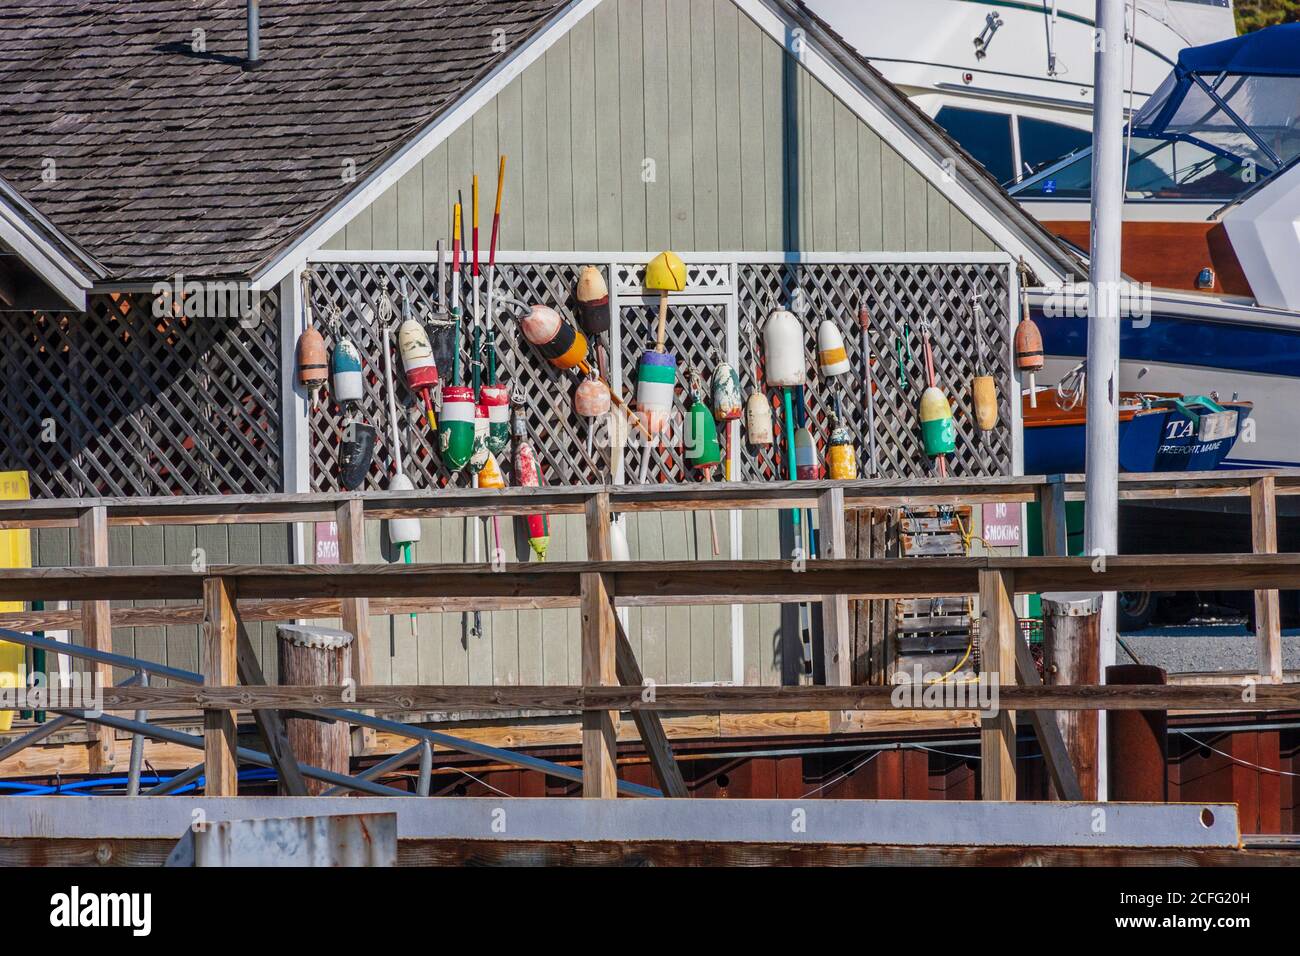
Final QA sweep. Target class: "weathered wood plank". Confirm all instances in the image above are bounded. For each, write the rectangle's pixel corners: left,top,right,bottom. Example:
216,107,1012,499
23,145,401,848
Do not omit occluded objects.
979,568,1016,800
201,577,238,796
1251,476,1282,682
582,493,618,797
77,506,114,771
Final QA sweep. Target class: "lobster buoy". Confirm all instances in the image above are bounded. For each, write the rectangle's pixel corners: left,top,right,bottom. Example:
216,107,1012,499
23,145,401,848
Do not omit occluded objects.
521,305,589,371
575,376,611,418
763,310,806,387
469,406,490,474
745,392,773,446
919,386,956,457
635,350,677,436
477,451,505,490
610,515,631,561
296,325,328,396
511,399,549,561
973,375,999,431
439,384,477,471
817,319,851,378
685,394,722,472
1015,302,1045,408
827,413,858,480
794,425,822,480
710,352,742,480
479,384,510,456
331,336,364,407
387,473,422,547
338,418,377,490
398,319,438,391
575,266,611,336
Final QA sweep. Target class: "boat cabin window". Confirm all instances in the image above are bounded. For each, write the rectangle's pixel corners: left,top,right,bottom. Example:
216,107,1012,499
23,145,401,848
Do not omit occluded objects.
1011,134,1261,201
934,106,1015,185
1017,117,1090,179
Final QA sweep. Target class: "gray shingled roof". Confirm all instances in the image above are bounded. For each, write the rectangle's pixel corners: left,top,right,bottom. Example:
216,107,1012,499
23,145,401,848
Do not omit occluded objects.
0,0,569,281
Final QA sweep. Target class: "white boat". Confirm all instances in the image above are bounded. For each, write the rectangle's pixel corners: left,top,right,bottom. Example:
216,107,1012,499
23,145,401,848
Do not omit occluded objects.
805,0,1237,186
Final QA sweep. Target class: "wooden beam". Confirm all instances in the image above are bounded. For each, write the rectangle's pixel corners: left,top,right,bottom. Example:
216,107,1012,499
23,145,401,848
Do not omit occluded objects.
56,681,1300,714
1251,476,1283,683
232,614,308,797
613,613,688,798
77,506,114,771
336,498,376,752
1013,634,1083,800
581,493,618,798
817,488,852,686
202,576,239,796
979,568,1016,800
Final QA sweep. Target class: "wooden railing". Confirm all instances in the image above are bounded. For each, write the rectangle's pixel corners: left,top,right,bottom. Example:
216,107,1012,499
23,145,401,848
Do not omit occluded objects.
0,471,1296,801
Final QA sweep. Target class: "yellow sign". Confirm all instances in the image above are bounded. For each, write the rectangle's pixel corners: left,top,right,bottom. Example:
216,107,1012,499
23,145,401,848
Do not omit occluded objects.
0,471,31,732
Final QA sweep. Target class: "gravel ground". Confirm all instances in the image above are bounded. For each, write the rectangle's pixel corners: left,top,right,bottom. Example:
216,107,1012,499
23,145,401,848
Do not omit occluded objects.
1121,631,1300,674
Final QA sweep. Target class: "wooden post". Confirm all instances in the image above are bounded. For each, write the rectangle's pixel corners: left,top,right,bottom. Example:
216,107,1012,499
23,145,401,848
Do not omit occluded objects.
1037,476,1068,557
817,487,852,686
978,568,1016,800
202,576,239,796
1250,476,1282,683
335,498,377,752
1041,592,1100,799
277,624,353,795
78,506,115,771
582,492,618,797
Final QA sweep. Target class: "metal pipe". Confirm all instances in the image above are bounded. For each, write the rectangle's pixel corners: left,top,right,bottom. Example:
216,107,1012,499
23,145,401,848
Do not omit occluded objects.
417,740,433,796
320,743,424,796
145,762,204,796
245,0,262,68
52,709,410,797
1085,0,1126,800
0,627,200,687
126,670,148,796
0,714,75,762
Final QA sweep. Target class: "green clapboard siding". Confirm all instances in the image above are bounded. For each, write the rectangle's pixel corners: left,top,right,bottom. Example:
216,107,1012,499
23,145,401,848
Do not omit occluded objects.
320,0,992,255
32,524,291,686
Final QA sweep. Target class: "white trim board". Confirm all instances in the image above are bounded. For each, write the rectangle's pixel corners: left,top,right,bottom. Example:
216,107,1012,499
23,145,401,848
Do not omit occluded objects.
251,0,605,293
0,193,96,310
260,0,1059,291
308,250,1015,266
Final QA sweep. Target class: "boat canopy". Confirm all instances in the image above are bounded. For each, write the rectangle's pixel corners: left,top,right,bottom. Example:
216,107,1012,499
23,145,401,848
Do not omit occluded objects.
1011,23,1300,202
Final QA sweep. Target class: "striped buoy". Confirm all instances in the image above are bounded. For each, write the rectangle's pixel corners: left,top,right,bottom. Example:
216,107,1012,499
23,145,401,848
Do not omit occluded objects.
331,335,364,406
479,384,510,456
398,319,438,390
296,325,327,394
439,385,476,471
794,425,822,480
817,319,851,378
575,266,611,336
469,406,490,474
635,350,677,436
521,305,588,370
919,386,956,456
827,414,858,480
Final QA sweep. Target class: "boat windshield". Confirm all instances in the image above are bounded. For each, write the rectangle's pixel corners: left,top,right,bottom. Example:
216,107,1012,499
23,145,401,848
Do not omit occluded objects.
1011,24,1300,202
1011,133,1262,201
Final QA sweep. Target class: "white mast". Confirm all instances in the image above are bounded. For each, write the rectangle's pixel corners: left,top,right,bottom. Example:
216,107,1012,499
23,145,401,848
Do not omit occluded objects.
1086,0,1125,800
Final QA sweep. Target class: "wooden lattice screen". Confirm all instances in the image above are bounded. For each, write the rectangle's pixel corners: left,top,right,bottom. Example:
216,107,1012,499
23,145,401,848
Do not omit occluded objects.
306,259,1011,492
0,291,282,498
737,263,1013,481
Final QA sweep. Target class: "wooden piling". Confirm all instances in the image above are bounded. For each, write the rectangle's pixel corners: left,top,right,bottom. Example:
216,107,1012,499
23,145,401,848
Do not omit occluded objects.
276,624,354,795
1042,592,1100,800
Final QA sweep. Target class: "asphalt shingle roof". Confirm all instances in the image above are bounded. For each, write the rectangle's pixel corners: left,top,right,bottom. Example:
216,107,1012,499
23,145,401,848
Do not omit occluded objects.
0,0,569,280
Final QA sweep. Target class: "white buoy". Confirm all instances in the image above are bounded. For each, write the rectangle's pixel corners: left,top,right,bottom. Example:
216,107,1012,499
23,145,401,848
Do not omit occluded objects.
387,472,422,547
610,514,631,561
763,309,806,387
